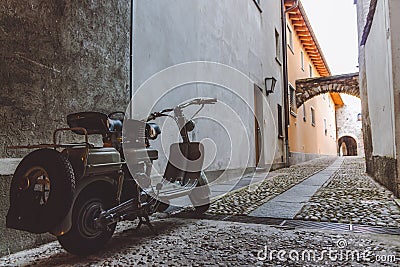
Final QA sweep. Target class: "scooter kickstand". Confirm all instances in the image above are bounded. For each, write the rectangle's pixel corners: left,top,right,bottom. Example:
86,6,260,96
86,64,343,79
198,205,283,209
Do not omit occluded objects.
136,217,144,230
136,215,156,234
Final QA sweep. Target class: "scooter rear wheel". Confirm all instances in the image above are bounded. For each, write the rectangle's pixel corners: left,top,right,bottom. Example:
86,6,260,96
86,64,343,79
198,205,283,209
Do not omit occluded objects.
57,191,116,256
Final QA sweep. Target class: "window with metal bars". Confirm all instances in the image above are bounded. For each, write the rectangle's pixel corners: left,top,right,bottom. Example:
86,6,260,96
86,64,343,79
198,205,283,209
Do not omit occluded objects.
289,84,297,115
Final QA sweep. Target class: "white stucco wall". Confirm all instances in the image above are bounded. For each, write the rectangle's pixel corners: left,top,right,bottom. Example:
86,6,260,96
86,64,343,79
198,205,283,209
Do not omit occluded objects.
132,0,284,173
389,0,400,119
364,0,395,157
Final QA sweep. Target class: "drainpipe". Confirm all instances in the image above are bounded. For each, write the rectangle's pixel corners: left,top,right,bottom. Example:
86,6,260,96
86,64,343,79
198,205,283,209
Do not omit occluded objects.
281,0,299,167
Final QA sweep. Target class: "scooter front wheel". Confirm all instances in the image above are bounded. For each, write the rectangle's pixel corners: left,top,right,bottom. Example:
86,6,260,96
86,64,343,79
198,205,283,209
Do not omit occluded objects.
192,202,210,215
189,172,211,215
57,191,116,256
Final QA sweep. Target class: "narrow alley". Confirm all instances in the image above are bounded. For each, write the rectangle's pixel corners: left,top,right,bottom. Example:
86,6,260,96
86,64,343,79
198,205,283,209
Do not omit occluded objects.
1,0,400,266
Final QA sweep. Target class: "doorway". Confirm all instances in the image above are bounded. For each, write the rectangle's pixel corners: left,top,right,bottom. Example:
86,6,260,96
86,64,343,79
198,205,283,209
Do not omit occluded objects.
338,136,357,156
254,84,264,167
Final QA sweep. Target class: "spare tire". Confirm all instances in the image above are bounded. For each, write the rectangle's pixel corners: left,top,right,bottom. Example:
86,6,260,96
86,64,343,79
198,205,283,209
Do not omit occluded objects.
7,149,75,233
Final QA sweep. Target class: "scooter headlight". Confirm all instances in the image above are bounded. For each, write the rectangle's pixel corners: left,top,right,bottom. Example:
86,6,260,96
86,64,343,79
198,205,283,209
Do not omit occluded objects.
146,123,161,140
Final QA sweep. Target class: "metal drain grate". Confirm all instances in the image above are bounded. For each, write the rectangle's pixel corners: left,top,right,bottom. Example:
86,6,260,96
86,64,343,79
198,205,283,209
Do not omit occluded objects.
282,219,350,231
281,219,400,235
173,212,400,235
352,224,400,235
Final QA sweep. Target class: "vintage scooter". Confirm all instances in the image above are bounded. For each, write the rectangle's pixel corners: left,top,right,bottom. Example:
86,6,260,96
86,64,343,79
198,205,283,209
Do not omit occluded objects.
6,97,217,255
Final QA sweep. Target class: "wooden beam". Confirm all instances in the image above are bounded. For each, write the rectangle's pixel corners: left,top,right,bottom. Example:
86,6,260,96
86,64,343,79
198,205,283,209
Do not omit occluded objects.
289,14,302,20
294,26,308,31
301,43,315,48
297,33,311,37
299,35,312,39
292,21,306,26
305,47,317,51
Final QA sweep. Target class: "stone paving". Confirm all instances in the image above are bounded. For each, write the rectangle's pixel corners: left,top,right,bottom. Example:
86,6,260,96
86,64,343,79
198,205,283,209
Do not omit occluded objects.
296,157,400,228
1,218,399,266
250,158,344,219
208,156,337,215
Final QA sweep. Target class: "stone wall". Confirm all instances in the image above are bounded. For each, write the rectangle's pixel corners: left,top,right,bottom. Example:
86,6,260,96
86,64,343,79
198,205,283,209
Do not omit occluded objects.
0,0,131,158
0,0,131,255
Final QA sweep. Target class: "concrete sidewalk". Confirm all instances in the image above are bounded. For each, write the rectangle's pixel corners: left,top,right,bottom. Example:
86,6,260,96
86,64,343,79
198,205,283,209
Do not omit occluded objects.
250,157,344,219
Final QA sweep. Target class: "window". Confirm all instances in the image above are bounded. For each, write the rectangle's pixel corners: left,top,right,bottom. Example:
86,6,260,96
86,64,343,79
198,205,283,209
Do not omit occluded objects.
324,118,327,136
302,104,306,122
300,51,304,71
309,65,313,77
287,26,293,52
275,29,281,63
357,113,362,121
277,104,283,138
289,84,297,115
311,107,316,126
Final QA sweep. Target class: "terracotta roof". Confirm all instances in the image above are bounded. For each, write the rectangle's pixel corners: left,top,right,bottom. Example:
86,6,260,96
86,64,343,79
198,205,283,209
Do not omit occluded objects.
285,0,331,76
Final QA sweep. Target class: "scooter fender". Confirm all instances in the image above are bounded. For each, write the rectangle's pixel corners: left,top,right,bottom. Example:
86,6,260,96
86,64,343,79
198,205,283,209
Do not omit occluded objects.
198,171,211,196
50,175,119,236
188,171,211,207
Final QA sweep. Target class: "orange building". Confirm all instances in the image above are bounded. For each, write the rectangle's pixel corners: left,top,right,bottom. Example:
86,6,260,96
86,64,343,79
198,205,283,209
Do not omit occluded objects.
285,0,343,164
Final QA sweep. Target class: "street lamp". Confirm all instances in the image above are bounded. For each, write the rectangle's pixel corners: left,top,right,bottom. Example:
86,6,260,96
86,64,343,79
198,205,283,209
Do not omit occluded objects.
265,77,277,95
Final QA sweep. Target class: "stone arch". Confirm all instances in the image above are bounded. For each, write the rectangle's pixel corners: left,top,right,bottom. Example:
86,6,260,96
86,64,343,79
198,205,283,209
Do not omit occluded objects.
338,135,358,156
339,132,359,142
295,73,359,108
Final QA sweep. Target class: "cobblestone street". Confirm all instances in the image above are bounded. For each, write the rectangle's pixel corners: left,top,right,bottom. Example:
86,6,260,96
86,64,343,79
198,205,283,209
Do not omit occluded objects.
296,157,400,227
1,157,399,266
208,156,337,215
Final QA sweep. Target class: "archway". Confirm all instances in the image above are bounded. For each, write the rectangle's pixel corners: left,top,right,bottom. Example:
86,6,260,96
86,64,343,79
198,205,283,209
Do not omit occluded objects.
295,73,359,108
338,136,358,156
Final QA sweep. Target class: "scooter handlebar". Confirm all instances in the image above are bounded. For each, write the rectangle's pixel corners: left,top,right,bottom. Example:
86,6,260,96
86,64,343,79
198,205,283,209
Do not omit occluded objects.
200,98,217,104
146,98,217,121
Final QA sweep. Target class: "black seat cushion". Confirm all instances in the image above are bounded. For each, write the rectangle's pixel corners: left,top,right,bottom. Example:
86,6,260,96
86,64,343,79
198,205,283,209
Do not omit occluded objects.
67,112,109,135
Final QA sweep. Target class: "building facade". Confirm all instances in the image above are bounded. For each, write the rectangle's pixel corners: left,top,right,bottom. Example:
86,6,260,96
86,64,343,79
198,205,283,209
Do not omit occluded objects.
285,0,342,164
133,0,288,174
356,0,400,197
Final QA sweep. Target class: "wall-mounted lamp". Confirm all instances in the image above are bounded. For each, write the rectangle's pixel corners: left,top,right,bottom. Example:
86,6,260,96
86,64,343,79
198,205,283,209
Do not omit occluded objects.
265,77,277,95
